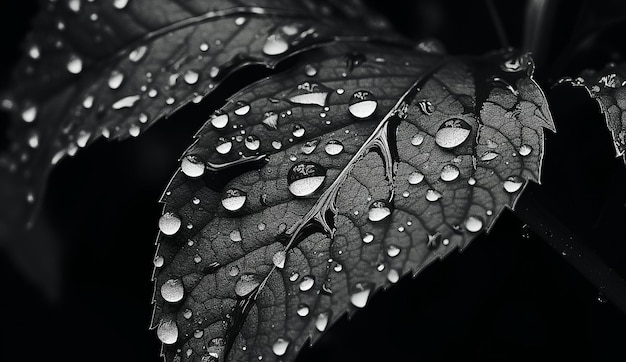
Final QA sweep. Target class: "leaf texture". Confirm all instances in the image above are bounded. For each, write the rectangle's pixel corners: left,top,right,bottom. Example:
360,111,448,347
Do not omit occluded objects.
0,0,389,221
574,65,626,164
151,43,554,362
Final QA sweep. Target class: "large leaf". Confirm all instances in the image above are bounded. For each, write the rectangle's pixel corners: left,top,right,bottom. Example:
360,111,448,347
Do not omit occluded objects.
0,0,389,223
151,42,554,362
571,64,626,164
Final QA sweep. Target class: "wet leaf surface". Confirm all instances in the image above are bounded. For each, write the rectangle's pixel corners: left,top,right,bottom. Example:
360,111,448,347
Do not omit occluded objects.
152,43,554,362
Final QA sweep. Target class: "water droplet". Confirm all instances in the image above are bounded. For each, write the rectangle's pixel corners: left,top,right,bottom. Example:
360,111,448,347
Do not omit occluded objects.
235,274,260,297
287,81,331,106
501,56,527,73
272,250,286,269
440,164,460,182
76,131,91,148
157,319,178,345
299,275,315,291
315,312,329,331
362,233,374,244
200,43,209,52
221,189,247,212
229,265,240,277
305,64,317,76
230,230,242,242
179,155,203,177
333,263,343,272
297,304,310,317
82,95,94,109
465,216,483,233
68,0,81,12
159,212,181,235
418,100,434,115
210,113,229,129
426,189,442,202
272,338,290,356
261,112,278,129
350,282,372,308
435,118,472,149
387,245,400,257
108,70,124,90
161,279,184,303
235,16,246,26
113,0,129,10
348,91,377,119
153,256,164,268
234,101,250,116
288,162,327,197
519,144,532,157
129,45,147,62
289,272,299,282
387,269,400,283
128,124,141,137
216,138,232,154
480,151,499,161
368,200,391,222
407,171,424,185
244,135,260,151
291,124,305,138
323,140,344,156
21,106,37,123
272,140,282,150
263,34,288,56
503,175,524,193
28,45,40,60
411,133,424,146
112,95,140,110
183,70,199,85
468,177,476,186
300,139,318,154
194,329,204,338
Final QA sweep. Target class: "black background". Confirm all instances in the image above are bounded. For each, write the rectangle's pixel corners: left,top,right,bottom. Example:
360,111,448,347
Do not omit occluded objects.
1,1,626,361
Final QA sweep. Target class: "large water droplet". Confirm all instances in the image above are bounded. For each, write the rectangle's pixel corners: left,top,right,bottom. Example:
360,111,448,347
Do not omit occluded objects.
263,34,288,56
287,82,331,106
435,118,472,149
503,175,524,193
108,70,125,89
299,275,315,291
324,140,344,156
222,189,247,212
234,101,250,116
272,338,290,356
426,189,442,202
387,269,400,283
216,138,232,154
161,279,184,303
465,216,483,233
113,0,129,9
348,91,377,119
210,113,229,129
368,200,391,222
350,282,372,308
387,245,400,257
235,274,260,297
440,164,460,182
288,162,327,197
244,135,260,151
181,155,204,178
408,171,424,185
315,312,329,331
183,70,199,85
157,319,178,345
272,250,286,269
159,212,181,235
519,144,532,157
292,124,305,138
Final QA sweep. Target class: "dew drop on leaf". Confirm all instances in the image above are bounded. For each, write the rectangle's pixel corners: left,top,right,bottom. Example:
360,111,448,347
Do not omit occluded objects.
410,133,424,146
272,250,286,269
297,304,309,317
183,70,199,85
28,45,40,60
305,64,317,77
261,111,278,129
287,82,330,106
113,0,129,10
272,338,290,356
408,171,424,185
348,90,377,119
21,106,37,123
435,118,472,149
235,274,260,297
440,164,460,182
368,200,391,222
300,139,318,154
216,138,232,154
288,162,327,197
292,124,305,138
362,232,374,244
263,34,288,56
221,189,247,212
210,113,229,129
387,269,400,283
181,155,205,178
465,216,484,232
112,95,141,110
153,256,164,268
157,319,178,345
108,70,125,90
519,144,532,156
234,101,251,116
159,212,181,235
426,189,442,202
244,135,261,151
299,275,315,291
503,176,524,193
315,312,329,332
161,278,184,303
387,245,400,257
229,265,240,277
230,230,242,242
324,140,344,155
480,151,499,161
129,45,147,62
350,282,372,308
418,100,434,115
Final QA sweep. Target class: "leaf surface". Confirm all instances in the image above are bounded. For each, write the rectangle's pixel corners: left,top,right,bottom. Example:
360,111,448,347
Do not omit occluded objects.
152,43,554,362
0,0,388,220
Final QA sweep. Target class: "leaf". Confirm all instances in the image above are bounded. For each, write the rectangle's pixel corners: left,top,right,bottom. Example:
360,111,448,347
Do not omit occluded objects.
151,42,554,362
571,65,626,164
0,0,390,222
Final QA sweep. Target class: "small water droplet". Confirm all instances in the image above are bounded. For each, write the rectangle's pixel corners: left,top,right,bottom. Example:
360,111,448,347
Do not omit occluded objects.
128,124,141,137
159,212,181,235
305,64,317,76
183,70,199,85
408,171,424,185
129,45,147,62
299,275,315,291
435,118,472,149
82,95,94,109
387,245,400,257
426,189,442,202
210,113,229,129
235,16,246,26
519,144,532,157
348,90,377,119
503,175,524,193
230,229,242,242
244,135,260,151
235,274,260,297
157,319,178,345
76,131,90,148
161,279,184,303
287,81,331,106
113,0,129,10
350,282,372,308
440,164,460,182
182,309,192,319
362,233,374,244
261,111,278,129
108,70,124,90
315,312,329,331
288,162,327,197
465,216,483,233
300,139,318,154
216,138,232,154
229,265,240,277
272,338,290,356
263,34,288,56
200,43,209,52
418,100,434,115
291,124,305,138
324,140,344,155
21,106,37,123
387,269,400,283
68,0,81,13
234,101,250,116
368,200,391,222
468,177,476,185
153,256,164,268
480,151,499,161
289,272,299,282
181,155,205,178
222,189,247,212
272,250,286,269
297,304,310,317
411,133,424,146
272,140,282,150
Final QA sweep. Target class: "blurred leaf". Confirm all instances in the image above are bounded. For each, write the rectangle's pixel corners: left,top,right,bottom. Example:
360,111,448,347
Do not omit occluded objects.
151,43,554,362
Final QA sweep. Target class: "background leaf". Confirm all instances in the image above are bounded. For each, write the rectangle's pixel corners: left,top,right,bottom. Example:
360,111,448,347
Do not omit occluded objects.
151,42,554,362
